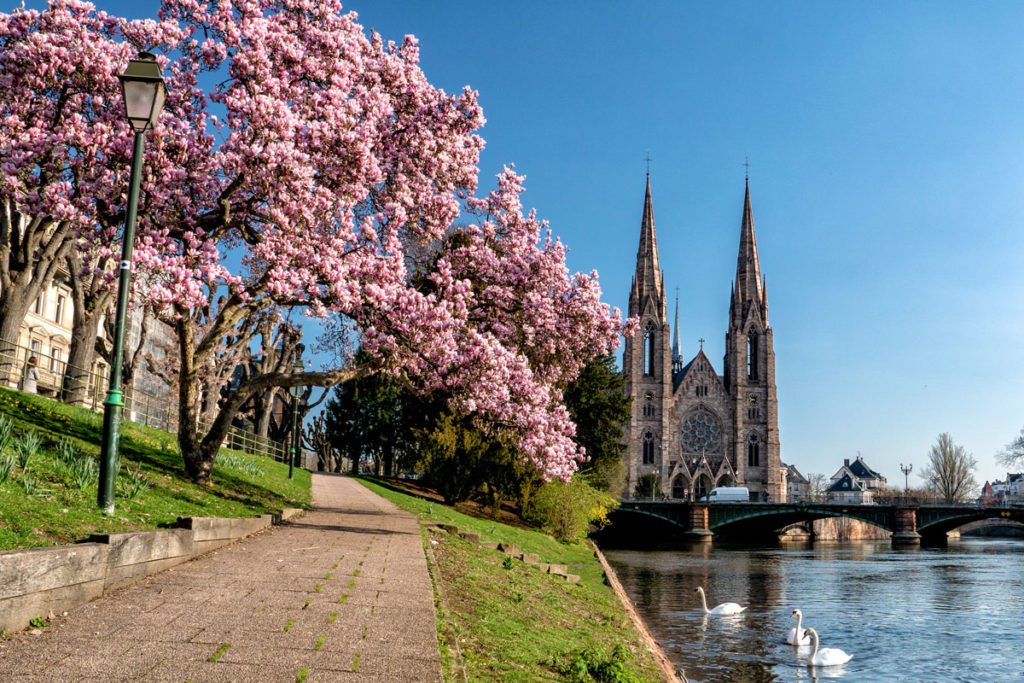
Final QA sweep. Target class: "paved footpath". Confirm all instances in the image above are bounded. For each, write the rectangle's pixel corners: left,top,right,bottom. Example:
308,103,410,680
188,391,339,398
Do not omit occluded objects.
0,474,442,682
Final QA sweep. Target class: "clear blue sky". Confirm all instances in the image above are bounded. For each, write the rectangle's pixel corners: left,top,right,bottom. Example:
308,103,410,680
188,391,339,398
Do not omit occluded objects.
48,1,1024,486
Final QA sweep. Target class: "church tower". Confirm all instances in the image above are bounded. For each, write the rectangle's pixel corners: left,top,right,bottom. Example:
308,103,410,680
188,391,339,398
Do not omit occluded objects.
723,180,783,501
623,174,671,496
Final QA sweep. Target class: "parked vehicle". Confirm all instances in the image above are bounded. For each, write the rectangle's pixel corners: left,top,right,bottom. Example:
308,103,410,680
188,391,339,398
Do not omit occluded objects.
701,487,750,502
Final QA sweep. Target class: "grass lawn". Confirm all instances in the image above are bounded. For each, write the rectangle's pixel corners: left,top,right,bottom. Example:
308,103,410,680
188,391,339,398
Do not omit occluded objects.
357,477,664,682
0,386,310,550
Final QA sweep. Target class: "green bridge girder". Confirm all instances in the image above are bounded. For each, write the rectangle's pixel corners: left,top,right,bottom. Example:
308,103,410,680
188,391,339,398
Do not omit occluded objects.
616,501,1024,539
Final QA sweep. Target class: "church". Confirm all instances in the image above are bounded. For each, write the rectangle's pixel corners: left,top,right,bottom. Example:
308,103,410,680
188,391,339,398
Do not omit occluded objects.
622,175,785,502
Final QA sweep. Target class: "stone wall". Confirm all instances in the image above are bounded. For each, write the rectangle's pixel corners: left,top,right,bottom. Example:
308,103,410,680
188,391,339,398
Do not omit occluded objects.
812,517,891,541
0,510,301,633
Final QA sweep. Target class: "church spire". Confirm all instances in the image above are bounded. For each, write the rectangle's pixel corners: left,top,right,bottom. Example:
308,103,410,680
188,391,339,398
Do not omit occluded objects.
629,173,665,317
734,178,764,310
672,289,682,371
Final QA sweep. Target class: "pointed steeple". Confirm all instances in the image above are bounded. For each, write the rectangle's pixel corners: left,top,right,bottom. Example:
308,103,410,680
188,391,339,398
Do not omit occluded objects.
629,173,665,317
735,178,763,307
672,289,682,371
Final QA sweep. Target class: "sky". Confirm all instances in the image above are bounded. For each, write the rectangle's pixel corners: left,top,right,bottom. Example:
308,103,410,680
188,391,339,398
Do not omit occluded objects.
34,0,1024,486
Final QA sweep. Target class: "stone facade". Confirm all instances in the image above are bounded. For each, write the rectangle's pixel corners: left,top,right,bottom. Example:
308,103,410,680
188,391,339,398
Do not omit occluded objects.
623,176,784,502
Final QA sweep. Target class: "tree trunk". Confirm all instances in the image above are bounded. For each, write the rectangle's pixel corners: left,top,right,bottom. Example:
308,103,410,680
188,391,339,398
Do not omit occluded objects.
175,313,209,482
0,295,31,385
62,301,104,405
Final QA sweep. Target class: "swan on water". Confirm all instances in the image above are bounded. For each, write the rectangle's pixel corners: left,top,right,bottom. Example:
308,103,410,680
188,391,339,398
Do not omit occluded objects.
804,627,853,667
786,609,811,646
693,587,746,615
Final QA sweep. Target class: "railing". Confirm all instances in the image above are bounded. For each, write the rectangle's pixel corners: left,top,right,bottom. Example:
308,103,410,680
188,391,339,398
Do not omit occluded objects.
0,338,288,462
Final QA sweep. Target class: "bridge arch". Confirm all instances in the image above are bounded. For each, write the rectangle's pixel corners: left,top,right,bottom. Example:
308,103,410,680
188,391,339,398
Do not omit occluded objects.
708,504,895,537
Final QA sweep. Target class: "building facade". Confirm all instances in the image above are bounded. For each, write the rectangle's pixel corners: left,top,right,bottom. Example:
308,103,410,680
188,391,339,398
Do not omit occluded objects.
623,175,784,502
825,456,887,504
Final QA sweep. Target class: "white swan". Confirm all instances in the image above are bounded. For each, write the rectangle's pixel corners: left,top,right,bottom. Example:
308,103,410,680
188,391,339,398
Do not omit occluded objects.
805,628,853,667
786,609,811,646
693,587,746,615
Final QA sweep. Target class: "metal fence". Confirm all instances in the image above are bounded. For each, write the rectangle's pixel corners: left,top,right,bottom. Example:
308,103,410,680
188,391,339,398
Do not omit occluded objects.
0,338,288,462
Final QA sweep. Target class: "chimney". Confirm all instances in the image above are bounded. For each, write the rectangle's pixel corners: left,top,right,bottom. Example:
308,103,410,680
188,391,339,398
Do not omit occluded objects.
844,458,850,467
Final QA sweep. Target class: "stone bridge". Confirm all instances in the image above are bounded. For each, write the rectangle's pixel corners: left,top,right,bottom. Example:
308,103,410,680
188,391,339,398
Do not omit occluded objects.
610,501,1024,545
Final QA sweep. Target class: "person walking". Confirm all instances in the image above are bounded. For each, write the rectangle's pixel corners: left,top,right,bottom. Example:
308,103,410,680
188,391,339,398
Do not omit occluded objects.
21,356,39,393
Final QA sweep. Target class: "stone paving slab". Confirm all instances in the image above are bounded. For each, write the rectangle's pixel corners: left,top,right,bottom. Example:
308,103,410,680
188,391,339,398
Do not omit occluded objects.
0,474,442,682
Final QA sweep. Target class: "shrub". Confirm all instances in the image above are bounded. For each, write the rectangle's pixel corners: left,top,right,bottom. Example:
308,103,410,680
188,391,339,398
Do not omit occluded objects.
523,476,618,543
551,644,640,683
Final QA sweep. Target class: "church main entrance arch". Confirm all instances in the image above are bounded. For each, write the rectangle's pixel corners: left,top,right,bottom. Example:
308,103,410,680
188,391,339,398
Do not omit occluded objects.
694,474,712,500
671,475,689,499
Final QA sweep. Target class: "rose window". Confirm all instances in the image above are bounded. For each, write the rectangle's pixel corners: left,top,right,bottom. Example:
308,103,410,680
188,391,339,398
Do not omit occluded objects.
680,409,722,454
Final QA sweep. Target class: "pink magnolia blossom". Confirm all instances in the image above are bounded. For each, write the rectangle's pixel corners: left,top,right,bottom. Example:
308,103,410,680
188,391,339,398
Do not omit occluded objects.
0,0,626,481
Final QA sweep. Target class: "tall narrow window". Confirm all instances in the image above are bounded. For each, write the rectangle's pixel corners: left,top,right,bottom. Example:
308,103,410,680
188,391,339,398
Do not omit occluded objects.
747,437,760,467
50,348,62,372
747,332,759,380
642,431,656,465
644,323,656,376
54,294,66,325
33,293,44,315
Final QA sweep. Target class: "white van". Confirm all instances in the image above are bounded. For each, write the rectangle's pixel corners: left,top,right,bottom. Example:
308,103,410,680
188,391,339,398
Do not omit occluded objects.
701,487,749,502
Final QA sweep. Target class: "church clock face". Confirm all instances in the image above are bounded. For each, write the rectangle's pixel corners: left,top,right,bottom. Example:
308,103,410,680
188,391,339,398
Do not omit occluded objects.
680,409,722,454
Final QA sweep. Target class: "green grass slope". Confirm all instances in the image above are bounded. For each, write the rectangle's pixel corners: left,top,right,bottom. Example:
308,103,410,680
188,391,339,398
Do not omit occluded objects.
0,387,309,550
357,477,664,682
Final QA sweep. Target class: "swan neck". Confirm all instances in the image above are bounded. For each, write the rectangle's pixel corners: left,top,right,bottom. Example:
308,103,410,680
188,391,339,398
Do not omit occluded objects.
697,588,709,613
809,630,818,658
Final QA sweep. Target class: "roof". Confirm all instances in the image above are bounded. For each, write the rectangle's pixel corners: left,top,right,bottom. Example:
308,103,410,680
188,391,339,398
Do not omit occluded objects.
784,463,808,484
848,456,883,480
827,472,865,492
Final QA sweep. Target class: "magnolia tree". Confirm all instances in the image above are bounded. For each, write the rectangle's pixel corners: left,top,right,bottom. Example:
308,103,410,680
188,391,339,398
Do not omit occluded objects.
1,0,626,483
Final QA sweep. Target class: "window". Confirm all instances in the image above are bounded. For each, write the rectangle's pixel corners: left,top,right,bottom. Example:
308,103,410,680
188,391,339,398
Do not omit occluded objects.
643,323,656,376
748,406,760,420
642,431,656,465
33,292,44,315
747,437,760,467
30,339,41,354
747,332,759,380
54,294,66,325
50,348,62,372
680,408,722,454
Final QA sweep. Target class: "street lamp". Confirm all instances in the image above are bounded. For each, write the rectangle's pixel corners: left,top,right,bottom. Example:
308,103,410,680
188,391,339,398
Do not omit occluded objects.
900,463,913,493
98,52,166,514
288,349,304,479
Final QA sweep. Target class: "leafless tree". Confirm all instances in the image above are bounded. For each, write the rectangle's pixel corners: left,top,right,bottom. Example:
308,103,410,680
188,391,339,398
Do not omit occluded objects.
806,472,829,501
997,425,1024,469
920,433,978,503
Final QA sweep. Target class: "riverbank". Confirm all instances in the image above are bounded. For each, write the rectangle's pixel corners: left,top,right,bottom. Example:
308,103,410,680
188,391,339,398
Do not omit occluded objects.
358,477,678,682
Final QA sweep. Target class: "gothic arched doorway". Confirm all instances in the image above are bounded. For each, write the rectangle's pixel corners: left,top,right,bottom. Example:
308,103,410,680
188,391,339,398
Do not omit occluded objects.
671,475,689,500
694,474,712,500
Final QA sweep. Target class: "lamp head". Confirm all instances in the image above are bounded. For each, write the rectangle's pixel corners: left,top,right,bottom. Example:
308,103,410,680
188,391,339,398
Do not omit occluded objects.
118,51,166,133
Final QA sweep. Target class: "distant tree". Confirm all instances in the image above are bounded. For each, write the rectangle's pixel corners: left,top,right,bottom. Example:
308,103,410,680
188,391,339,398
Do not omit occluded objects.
412,410,524,505
564,355,631,494
806,472,829,501
633,473,661,500
920,433,978,503
997,425,1024,468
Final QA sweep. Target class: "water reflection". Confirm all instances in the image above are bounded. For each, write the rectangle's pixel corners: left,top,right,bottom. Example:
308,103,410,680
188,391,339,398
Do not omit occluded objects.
605,539,1024,682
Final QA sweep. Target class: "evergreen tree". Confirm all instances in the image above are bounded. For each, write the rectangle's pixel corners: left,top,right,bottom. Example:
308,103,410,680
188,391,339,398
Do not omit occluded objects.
564,355,632,493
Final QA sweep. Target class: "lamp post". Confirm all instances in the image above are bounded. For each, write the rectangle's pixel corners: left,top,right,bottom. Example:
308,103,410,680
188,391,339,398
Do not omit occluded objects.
900,463,913,493
288,351,304,479
98,52,166,514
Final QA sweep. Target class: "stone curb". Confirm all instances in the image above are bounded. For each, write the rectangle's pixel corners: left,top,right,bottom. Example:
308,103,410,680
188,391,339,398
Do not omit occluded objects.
0,509,306,634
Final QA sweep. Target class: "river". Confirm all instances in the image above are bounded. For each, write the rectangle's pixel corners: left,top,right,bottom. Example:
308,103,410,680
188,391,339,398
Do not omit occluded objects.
604,538,1024,682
